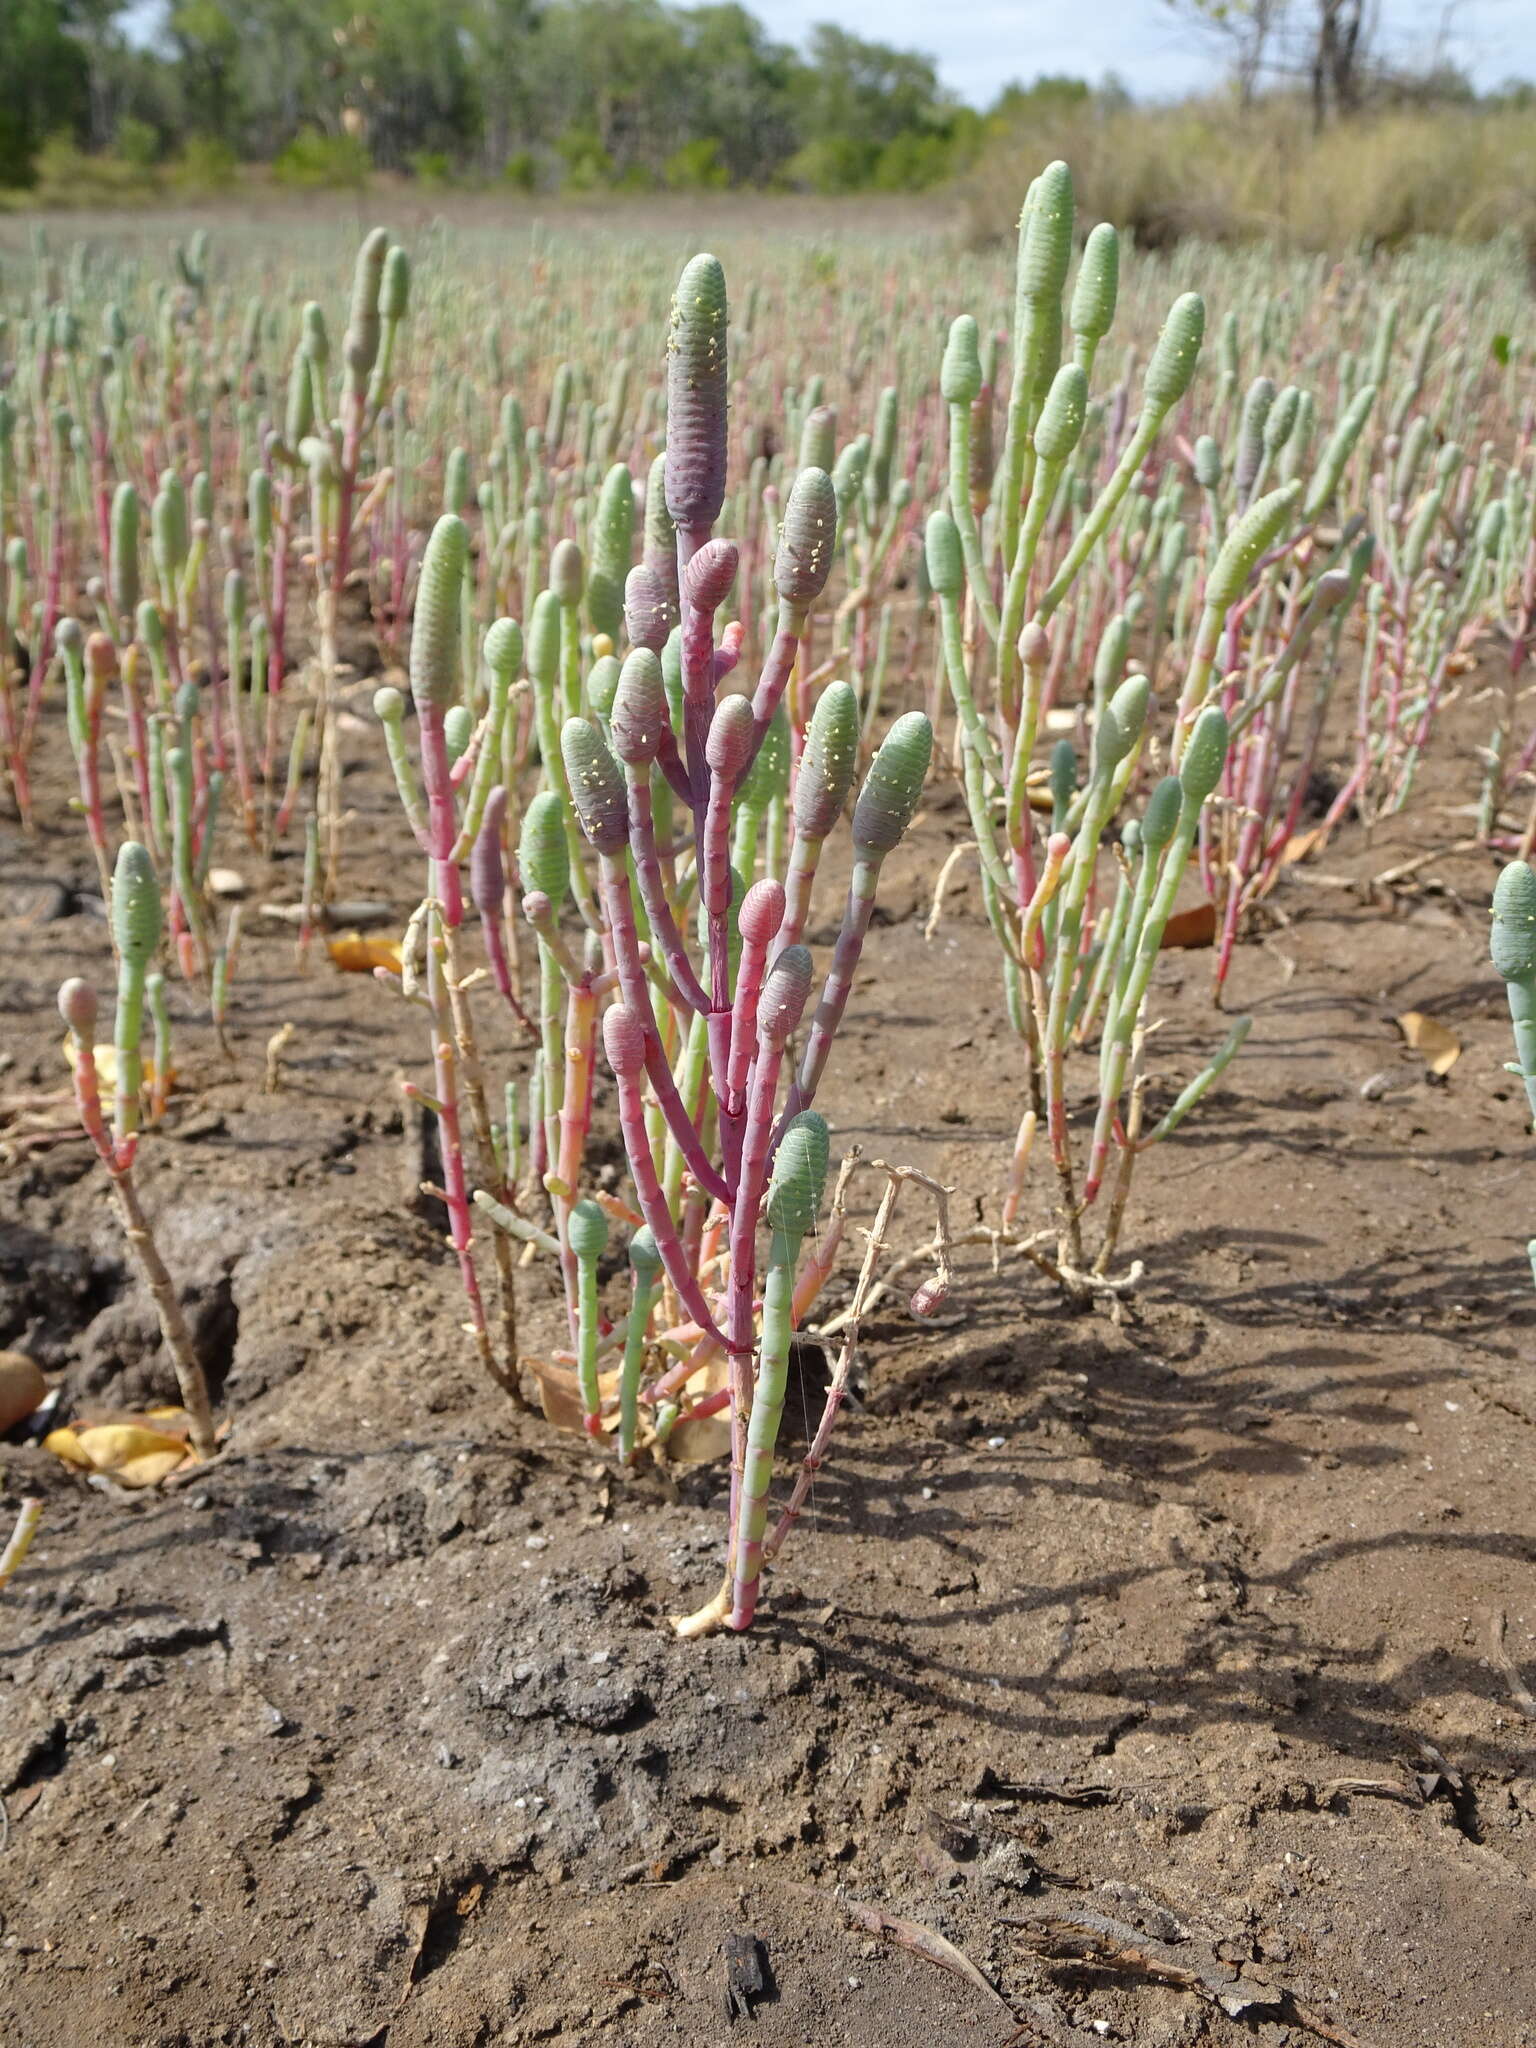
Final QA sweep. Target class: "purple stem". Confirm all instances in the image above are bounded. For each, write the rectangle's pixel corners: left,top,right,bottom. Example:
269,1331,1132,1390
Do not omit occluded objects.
598,855,730,1206
785,861,877,1119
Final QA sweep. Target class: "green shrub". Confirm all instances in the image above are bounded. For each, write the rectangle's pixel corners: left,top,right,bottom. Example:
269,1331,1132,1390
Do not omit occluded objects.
410,150,453,188
174,136,237,191
115,117,160,170
664,138,729,191
273,127,371,191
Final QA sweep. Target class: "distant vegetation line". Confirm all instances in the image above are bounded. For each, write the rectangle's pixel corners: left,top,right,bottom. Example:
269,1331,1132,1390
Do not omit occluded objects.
5,0,1536,250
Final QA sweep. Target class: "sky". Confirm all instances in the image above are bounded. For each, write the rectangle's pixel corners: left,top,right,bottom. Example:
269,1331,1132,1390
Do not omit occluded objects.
747,0,1536,102
120,0,1536,102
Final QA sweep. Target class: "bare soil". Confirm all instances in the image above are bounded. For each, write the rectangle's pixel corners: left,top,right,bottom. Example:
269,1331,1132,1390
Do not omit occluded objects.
2,669,1535,2048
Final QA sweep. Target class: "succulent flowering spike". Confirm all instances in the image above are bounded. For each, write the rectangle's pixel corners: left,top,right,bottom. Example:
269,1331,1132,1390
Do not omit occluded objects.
705,695,754,782
765,1110,831,1239
1093,675,1150,780
410,514,469,713
109,481,140,621
629,1224,662,1281
470,790,508,914
1265,384,1302,454
683,537,739,615
773,467,837,611
443,446,471,516
1143,293,1206,417
1303,383,1377,519
1141,775,1183,855
519,788,570,904
799,404,836,473
248,468,272,549
302,301,330,369
1205,481,1301,613
444,704,474,766
623,563,674,652
740,878,786,948
603,1002,647,1078
152,473,188,584
1070,221,1119,341
561,717,629,855
112,841,161,970
1034,363,1088,466
526,589,559,693
610,648,668,764
1018,159,1074,307
1492,862,1536,1125
1179,707,1229,806
664,253,728,536
1492,862,1536,984
58,977,97,1036
568,1197,609,1264
924,510,964,600
588,463,634,640
1193,435,1221,489
795,680,860,841
940,315,983,407
380,245,410,322
1050,739,1077,815
1235,376,1275,493
757,944,815,1050
642,449,678,584
484,615,522,682
343,226,389,390
588,654,621,723
551,538,584,606
852,712,933,862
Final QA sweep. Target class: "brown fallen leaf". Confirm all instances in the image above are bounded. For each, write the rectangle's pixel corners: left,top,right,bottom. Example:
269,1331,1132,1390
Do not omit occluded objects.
525,1356,619,1436
1282,823,1329,867
1395,1010,1461,1076
1160,901,1217,949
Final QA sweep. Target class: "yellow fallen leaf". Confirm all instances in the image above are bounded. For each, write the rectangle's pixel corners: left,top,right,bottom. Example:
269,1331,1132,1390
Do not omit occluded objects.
44,1421,192,1488
328,932,403,975
1396,1010,1461,1076
61,1039,174,1090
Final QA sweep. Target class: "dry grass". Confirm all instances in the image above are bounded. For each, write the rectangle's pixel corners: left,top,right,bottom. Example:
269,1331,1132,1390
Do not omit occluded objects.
963,97,1536,257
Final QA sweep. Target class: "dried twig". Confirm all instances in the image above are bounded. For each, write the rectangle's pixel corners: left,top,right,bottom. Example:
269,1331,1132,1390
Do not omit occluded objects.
763,1155,954,1569
1490,1611,1536,1721
838,1895,1013,2018
0,1498,42,1592
264,1021,296,1095
1004,1903,1375,2048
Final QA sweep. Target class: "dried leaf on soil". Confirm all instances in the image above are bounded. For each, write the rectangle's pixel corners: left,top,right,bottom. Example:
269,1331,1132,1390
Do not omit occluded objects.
328,932,404,975
1395,1010,1461,1075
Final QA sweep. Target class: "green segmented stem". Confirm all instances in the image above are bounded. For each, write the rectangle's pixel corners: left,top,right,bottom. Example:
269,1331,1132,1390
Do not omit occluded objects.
1035,294,1205,624
729,1110,829,1628
568,1198,609,1434
619,1227,662,1464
